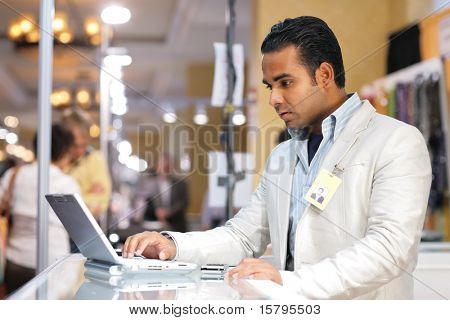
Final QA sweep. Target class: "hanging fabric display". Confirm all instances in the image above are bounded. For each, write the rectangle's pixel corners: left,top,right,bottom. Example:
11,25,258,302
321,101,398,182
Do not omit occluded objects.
360,58,449,241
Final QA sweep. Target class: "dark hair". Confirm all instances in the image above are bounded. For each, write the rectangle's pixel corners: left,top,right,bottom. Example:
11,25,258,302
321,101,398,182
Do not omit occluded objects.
33,124,75,162
261,16,345,88
60,109,92,133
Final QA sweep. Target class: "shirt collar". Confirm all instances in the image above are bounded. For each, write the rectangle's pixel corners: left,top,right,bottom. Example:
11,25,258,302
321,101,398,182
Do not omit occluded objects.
330,92,362,141
288,92,362,142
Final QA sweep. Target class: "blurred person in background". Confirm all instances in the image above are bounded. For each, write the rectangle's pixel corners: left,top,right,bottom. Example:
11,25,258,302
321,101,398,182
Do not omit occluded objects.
0,157,17,179
1,124,80,294
133,154,189,232
60,110,111,220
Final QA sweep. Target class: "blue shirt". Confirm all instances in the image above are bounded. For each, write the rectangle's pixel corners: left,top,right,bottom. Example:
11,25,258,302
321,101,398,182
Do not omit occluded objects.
285,93,363,271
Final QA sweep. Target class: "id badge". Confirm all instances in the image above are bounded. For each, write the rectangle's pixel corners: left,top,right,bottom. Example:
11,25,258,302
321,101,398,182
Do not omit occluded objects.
305,169,342,211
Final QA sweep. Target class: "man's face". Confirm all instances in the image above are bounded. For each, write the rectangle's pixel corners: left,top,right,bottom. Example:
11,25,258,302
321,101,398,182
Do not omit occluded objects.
262,45,328,129
70,126,89,160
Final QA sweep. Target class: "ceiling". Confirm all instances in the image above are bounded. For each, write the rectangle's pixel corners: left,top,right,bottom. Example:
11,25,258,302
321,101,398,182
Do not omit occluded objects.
0,0,251,130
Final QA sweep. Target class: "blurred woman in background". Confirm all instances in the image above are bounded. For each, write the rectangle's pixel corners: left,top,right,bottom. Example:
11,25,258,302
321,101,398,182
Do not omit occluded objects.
0,124,80,294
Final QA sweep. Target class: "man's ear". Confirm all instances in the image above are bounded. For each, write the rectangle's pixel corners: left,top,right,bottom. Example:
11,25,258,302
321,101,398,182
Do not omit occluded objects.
315,62,335,89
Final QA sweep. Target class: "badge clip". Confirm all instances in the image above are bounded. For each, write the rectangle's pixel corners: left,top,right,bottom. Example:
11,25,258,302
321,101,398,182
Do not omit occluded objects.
332,164,345,175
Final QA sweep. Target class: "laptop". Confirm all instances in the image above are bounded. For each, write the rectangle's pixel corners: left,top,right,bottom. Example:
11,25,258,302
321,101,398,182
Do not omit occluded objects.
46,193,197,274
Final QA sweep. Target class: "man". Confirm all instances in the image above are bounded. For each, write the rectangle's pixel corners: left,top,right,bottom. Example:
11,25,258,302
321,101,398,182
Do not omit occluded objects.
124,16,431,299
61,110,112,219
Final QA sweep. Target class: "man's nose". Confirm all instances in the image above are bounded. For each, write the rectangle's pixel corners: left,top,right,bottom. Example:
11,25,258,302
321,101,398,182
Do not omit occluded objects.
269,89,283,108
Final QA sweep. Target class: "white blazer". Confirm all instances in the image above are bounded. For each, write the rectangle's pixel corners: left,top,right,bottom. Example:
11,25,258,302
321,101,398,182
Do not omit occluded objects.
169,101,432,299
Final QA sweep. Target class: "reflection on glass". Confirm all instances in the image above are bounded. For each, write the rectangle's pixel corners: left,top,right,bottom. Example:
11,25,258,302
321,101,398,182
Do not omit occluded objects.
74,268,196,300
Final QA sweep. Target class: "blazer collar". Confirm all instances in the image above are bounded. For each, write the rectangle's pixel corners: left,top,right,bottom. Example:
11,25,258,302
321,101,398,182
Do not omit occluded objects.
320,100,375,173
339,100,375,139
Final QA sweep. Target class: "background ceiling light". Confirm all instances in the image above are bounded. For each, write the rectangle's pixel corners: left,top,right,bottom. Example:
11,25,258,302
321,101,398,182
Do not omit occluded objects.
104,54,132,67
101,6,131,25
50,91,61,107
193,112,208,125
109,233,119,243
112,119,123,129
111,104,128,116
4,116,19,128
23,150,35,162
8,22,22,40
111,95,128,115
58,31,73,44
51,89,72,107
138,158,148,172
5,144,15,154
84,18,100,36
76,89,91,106
52,13,67,33
20,16,34,33
116,140,132,156
25,29,39,43
118,152,129,164
89,124,100,138
0,128,8,139
8,12,101,46
193,104,208,125
163,112,177,124
126,155,147,172
232,110,247,126
5,132,18,144
4,144,34,162
109,81,125,97
106,66,123,79
59,90,71,104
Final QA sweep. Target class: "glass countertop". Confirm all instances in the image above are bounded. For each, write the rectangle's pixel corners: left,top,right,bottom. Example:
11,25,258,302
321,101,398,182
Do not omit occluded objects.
7,254,272,300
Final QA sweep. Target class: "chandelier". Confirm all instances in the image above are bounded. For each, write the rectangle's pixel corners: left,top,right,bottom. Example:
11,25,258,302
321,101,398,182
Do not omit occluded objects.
7,12,102,46
51,88,99,109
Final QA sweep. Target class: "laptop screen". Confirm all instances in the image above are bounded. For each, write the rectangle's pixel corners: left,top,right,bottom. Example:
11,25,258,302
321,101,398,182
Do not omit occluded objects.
46,194,119,264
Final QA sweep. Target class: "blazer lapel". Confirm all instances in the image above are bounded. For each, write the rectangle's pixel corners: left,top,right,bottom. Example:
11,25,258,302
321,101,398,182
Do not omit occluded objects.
303,101,376,218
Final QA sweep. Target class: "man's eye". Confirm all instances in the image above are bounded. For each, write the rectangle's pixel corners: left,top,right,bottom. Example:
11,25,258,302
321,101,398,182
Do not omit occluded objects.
281,80,292,87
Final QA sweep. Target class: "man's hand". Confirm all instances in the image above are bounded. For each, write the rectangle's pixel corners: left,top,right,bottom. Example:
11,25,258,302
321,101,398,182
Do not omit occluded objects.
123,231,176,260
227,258,282,285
